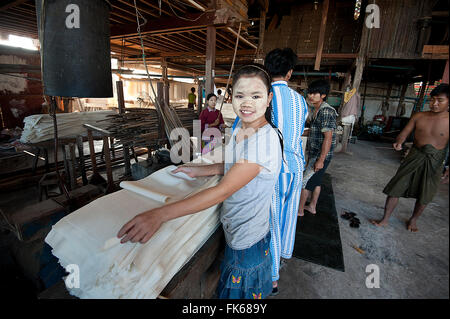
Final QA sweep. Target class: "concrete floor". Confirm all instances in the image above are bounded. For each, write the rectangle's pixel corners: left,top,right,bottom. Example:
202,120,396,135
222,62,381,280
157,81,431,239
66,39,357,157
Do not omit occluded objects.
1,139,448,299
271,140,449,299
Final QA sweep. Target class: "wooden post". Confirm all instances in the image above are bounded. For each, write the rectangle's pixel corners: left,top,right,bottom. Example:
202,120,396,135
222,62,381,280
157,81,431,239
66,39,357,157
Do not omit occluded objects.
116,80,131,176
314,0,329,71
68,143,77,190
197,82,204,116
359,79,368,126
102,136,114,192
396,83,408,116
87,129,97,174
156,81,165,139
76,135,88,185
205,26,216,95
162,58,170,108
442,59,449,84
382,83,393,118
414,81,428,114
255,2,268,62
116,80,125,114
352,4,371,92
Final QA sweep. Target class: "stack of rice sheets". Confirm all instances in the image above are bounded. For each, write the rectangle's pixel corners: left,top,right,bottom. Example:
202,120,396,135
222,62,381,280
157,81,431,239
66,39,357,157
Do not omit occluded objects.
45,164,222,299
20,111,115,144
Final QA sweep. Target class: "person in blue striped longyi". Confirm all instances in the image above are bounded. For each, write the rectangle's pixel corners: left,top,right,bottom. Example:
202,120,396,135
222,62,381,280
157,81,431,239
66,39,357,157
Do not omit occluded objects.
232,48,308,295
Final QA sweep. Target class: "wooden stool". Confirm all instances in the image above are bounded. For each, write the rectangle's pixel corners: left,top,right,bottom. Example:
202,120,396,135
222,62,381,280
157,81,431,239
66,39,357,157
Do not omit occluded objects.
38,172,64,202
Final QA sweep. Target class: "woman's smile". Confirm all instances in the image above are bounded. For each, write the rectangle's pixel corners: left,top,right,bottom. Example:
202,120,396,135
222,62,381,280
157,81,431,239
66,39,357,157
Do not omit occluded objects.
240,109,255,117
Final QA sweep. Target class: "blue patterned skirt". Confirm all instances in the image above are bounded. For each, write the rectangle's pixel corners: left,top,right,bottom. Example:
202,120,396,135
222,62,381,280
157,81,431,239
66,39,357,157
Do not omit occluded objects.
216,232,272,299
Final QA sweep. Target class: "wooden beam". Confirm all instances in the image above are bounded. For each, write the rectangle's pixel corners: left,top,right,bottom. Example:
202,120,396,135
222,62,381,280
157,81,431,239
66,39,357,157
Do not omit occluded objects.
226,27,257,49
165,62,203,75
314,0,329,71
116,0,160,18
299,53,357,59
185,0,207,11
0,0,28,12
140,0,171,16
205,26,216,95
110,11,226,39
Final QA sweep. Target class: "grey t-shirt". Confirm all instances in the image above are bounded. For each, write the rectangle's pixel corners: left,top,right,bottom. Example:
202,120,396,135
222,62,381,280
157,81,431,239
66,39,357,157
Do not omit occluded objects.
221,122,282,250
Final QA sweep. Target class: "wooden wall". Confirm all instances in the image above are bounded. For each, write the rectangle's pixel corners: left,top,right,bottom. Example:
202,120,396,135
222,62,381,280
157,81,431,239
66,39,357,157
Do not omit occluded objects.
263,0,434,61
264,1,363,57
0,45,44,130
365,0,433,59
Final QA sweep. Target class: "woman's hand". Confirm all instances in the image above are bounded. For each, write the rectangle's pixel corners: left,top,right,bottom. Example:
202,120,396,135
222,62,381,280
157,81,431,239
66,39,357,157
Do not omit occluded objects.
117,208,166,244
211,117,220,127
172,166,200,178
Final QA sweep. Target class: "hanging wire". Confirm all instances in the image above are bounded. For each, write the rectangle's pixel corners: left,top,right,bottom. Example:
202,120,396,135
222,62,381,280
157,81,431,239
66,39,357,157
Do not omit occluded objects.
166,0,207,22
219,22,242,112
132,0,191,152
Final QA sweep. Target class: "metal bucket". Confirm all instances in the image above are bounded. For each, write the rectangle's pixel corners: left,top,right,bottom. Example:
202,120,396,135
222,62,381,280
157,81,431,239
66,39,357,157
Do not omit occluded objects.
35,0,113,97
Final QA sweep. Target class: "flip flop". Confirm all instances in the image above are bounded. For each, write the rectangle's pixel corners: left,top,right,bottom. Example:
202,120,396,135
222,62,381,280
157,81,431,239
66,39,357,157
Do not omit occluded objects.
350,221,360,228
341,211,356,220
270,287,279,296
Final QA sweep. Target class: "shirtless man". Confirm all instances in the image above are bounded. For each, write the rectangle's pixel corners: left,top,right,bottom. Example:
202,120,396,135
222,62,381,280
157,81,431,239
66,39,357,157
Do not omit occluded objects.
371,83,449,232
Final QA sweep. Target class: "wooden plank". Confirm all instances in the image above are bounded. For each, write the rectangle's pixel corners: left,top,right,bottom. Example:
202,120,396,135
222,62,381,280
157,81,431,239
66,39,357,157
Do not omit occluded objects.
161,227,224,299
314,0,329,71
422,45,449,59
299,53,357,59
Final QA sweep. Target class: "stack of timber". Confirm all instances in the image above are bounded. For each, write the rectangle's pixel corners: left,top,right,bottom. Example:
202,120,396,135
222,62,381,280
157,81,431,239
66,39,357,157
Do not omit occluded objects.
103,108,198,148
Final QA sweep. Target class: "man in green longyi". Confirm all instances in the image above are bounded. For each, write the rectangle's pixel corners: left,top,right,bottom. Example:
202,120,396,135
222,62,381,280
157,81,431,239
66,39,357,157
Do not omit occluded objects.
370,83,449,232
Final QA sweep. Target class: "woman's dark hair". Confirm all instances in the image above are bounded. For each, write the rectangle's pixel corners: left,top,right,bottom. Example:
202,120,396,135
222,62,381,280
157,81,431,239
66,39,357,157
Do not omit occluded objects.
307,79,330,100
206,93,216,101
430,83,449,98
232,63,285,160
264,48,298,78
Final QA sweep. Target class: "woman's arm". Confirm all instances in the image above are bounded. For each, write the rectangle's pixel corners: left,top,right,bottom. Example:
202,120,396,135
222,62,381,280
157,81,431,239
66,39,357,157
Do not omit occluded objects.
172,163,224,178
118,160,262,244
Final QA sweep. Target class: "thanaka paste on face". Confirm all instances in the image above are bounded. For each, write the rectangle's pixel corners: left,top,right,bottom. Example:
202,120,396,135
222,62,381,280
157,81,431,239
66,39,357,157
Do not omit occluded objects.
232,76,271,125
208,96,217,109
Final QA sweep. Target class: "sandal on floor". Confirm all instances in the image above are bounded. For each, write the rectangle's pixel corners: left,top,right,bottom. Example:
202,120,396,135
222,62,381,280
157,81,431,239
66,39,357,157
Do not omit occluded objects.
270,287,279,296
341,211,356,220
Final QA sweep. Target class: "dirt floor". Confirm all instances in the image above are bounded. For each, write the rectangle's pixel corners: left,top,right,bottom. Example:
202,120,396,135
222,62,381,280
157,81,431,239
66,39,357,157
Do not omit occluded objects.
1,139,448,299
270,140,449,299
